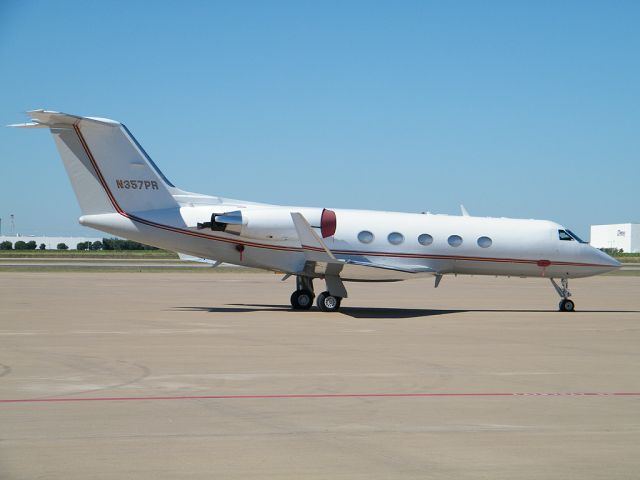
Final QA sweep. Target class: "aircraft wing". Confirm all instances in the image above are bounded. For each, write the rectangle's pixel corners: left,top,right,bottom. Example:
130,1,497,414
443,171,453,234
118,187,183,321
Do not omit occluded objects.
291,212,436,282
340,259,436,281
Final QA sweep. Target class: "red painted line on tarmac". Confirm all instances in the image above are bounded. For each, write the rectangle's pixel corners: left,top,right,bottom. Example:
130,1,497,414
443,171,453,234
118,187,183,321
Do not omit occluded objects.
1,392,639,404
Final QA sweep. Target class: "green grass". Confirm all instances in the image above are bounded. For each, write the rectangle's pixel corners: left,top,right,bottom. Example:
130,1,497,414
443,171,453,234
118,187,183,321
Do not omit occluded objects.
0,266,265,273
0,249,178,259
605,269,640,276
615,256,640,263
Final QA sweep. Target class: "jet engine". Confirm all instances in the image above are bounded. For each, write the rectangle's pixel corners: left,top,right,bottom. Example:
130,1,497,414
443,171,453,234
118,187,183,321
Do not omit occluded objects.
197,208,336,241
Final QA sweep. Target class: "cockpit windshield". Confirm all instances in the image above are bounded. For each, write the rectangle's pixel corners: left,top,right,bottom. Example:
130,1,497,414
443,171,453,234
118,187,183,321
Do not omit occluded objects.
566,230,587,243
558,229,587,243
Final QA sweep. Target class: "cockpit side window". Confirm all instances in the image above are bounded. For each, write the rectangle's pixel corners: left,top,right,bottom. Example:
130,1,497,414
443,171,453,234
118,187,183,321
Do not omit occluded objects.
558,230,573,241
566,230,587,244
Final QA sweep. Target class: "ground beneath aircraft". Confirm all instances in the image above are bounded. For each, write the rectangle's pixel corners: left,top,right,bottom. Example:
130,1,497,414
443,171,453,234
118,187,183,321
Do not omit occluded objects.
1,272,639,479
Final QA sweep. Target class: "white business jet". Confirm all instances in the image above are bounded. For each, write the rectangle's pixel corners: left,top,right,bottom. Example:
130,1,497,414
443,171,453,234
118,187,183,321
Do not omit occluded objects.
11,110,620,312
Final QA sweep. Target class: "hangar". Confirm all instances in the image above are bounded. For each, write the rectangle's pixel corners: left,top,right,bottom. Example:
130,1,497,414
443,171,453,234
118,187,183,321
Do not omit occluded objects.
590,223,640,253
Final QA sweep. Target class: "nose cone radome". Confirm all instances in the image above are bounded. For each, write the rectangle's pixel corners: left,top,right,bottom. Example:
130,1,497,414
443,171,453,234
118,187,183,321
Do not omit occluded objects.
592,247,622,272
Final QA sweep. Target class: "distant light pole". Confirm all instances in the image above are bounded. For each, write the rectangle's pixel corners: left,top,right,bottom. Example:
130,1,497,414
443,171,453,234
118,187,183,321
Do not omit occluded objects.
10,214,15,235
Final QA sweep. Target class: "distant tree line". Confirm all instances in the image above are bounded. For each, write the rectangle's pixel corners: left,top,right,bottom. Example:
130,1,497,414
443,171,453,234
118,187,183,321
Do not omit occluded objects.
0,240,38,250
101,238,158,250
0,240,64,250
600,248,640,257
77,241,103,251
600,247,624,255
0,237,158,251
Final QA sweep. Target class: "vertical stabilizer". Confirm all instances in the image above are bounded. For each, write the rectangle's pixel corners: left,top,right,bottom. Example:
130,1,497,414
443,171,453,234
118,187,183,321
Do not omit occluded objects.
11,110,179,215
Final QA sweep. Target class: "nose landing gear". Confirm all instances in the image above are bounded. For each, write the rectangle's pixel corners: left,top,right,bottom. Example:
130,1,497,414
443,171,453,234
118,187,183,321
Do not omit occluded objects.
550,278,575,312
559,298,575,312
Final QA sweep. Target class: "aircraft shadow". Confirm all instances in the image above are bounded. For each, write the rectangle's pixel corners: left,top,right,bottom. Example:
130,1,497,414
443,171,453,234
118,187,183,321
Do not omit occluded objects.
173,305,640,319
342,308,640,318
171,306,281,314
175,304,463,318
332,307,463,318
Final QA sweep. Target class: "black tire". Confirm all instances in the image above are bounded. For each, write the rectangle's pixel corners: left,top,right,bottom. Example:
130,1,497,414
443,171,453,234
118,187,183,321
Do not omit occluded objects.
316,291,342,312
559,299,575,312
291,290,314,310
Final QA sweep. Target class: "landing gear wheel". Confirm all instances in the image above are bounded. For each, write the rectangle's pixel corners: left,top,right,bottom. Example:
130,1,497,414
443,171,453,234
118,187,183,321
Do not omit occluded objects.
316,291,342,312
291,290,314,310
559,299,575,312
551,278,575,313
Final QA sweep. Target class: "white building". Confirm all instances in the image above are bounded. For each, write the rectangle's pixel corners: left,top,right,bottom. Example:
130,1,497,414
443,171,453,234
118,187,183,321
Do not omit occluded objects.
590,224,640,253
0,235,103,250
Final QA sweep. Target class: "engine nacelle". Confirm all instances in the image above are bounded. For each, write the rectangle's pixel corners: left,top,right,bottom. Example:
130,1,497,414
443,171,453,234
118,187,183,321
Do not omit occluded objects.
197,207,336,241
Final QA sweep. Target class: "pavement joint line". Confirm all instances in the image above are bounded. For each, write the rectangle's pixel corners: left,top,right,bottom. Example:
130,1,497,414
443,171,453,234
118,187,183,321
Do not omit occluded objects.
2,392,640,404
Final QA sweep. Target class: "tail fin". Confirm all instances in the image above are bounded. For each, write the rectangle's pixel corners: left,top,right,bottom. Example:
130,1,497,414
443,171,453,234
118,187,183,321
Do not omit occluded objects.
10,110,179,215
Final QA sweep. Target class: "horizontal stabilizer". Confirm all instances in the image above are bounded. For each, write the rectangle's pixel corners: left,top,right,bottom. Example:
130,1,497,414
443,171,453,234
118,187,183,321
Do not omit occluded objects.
9,110,120,128
8,122,48,129
177,253,223,267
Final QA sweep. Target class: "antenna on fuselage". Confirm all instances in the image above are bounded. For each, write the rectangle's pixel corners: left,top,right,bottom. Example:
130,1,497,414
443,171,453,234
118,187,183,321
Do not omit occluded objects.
460,205,470,217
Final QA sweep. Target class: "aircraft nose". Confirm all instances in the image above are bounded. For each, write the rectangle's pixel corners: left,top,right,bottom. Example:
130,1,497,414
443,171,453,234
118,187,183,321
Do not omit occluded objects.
591,247,621,271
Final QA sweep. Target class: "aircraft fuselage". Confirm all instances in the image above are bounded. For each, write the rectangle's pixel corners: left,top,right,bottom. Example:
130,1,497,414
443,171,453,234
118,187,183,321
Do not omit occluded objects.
79,205,620,280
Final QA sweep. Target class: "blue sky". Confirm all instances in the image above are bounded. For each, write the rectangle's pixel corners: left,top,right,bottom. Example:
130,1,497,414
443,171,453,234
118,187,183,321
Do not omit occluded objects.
1,1,638,238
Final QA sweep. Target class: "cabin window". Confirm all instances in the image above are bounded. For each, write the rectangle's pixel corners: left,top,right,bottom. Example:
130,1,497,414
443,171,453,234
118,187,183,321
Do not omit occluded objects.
558,230,573,241
477,236,492,248
358,230,374,244
418,233,433,246
448,235,463,247
388,232,404,245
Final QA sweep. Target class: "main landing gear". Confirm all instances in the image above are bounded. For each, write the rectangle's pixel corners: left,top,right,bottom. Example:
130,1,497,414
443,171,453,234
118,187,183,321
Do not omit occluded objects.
550,278,575,312
290,290,314,310
289,276,344,312
316,291,342,312
290,276,314,310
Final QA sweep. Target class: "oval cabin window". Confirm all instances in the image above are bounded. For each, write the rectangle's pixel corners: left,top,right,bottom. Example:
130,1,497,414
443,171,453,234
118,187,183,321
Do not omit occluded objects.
477,236,492,248
448,235,463,247
387,232,404,245
358,231,374,244
418,233,433,246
